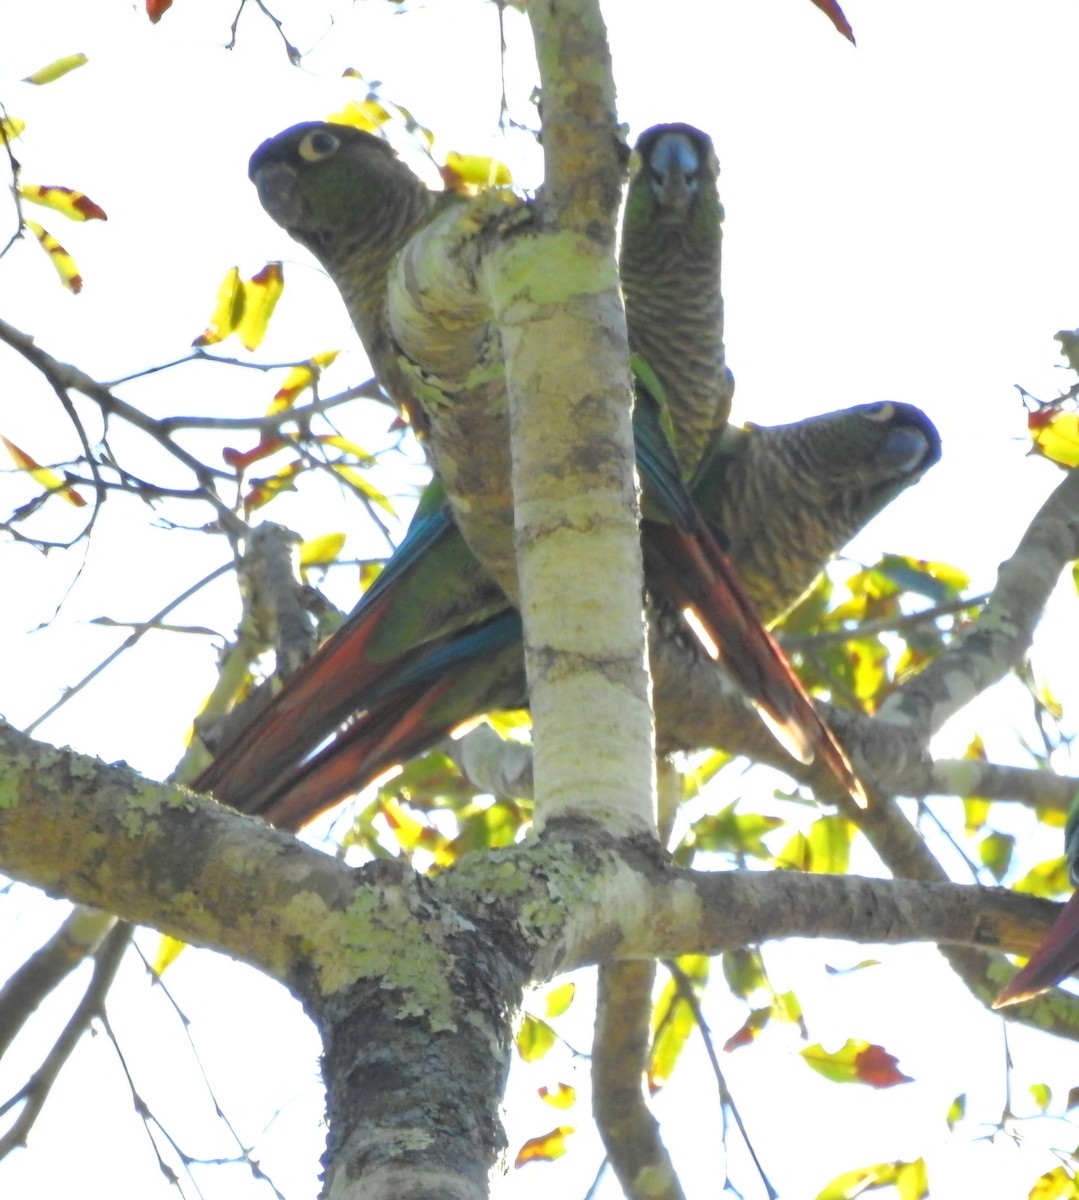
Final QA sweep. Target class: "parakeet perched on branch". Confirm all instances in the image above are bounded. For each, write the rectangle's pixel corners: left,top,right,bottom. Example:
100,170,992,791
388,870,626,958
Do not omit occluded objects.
197,401,939,826
199,124,952,819
621,122,734,478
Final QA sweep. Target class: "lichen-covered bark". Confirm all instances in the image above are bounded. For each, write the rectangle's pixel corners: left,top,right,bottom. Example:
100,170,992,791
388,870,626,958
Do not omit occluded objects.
498,0,654,834
7,717,1079,1197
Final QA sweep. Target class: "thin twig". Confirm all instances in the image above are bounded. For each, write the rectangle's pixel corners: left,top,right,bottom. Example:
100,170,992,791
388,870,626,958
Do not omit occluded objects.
24,563,232,735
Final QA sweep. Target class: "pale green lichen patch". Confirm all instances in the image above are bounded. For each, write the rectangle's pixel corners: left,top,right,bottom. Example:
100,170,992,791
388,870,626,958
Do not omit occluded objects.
119,781,173,838
498,232,617,309
0,775,18,809
933,759,982,796
67,753,102,779
518,848,594,945
283,887,459,1031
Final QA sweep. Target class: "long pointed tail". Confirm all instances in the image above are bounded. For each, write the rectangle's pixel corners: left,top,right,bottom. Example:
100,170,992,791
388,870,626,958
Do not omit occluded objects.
643,517,865,807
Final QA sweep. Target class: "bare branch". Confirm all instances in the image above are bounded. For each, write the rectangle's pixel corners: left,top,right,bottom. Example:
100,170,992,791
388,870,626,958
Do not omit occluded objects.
878,467,1079,740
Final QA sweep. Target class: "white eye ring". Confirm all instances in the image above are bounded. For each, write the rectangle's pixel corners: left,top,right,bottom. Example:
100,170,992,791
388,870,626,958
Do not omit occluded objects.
299,129,341,163
864,402,895,423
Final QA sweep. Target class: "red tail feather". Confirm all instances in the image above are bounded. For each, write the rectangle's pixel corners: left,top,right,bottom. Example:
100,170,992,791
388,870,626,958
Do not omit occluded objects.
994,890,1079,1007
643,519,865,807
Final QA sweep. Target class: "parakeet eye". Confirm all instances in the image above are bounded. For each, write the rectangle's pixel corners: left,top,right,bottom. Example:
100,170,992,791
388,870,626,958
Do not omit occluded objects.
863,403,896,422
299,129,341,163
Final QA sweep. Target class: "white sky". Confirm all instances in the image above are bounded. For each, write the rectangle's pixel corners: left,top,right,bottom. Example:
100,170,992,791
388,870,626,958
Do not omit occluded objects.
2,1,1079,1198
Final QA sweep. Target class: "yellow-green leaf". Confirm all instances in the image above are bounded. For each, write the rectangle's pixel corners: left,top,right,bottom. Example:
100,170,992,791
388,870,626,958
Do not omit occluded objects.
776,830,812,871
979,830,1015,882
807,814,854,874
945,1092,966,1130
516,1014,556,1063
23,53,89,84
722,947,767,999
19,184,107,221
802,1039,912,1087
544,981,575,1018
25,220,82,292
649,956,708,1091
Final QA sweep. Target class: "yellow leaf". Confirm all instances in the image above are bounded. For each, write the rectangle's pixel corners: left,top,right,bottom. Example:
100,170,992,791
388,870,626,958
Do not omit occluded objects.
25,220,82,292
513,1126,573,1168
194,266,244,346
19,183,107,222
151,935,186,975
241,459,302,514
320,432,376,466
816,1161,898,1199
1,116,26,143
441,151,513,193
330,462,395,515
1029,1165,1079,1199
538,1083,575,1110
1012,854,1070,898
23,53,89,84
269,349,339,413
776,830,811,871
380,797,450,860
299,532,346,568
327,97,393,133
1030,408,1079,469
392,102,435,148
1030,1082,1052,1112
816,1159,927,1200
544,981,575,1018
806,814,854,874
237,261,284,350
484,709,531,737
896,1158,929,1200
2,435,86,506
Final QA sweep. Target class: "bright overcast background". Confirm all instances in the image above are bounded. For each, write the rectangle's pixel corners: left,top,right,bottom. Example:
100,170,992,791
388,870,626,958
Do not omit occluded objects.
2,1,1079,1198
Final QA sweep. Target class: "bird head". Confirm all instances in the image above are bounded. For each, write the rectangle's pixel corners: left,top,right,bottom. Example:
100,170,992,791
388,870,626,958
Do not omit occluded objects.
248,121,421,259
629,122,720,227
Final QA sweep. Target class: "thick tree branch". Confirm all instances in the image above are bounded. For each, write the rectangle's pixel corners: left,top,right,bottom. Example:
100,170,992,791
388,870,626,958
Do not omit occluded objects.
3,722,1062,986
